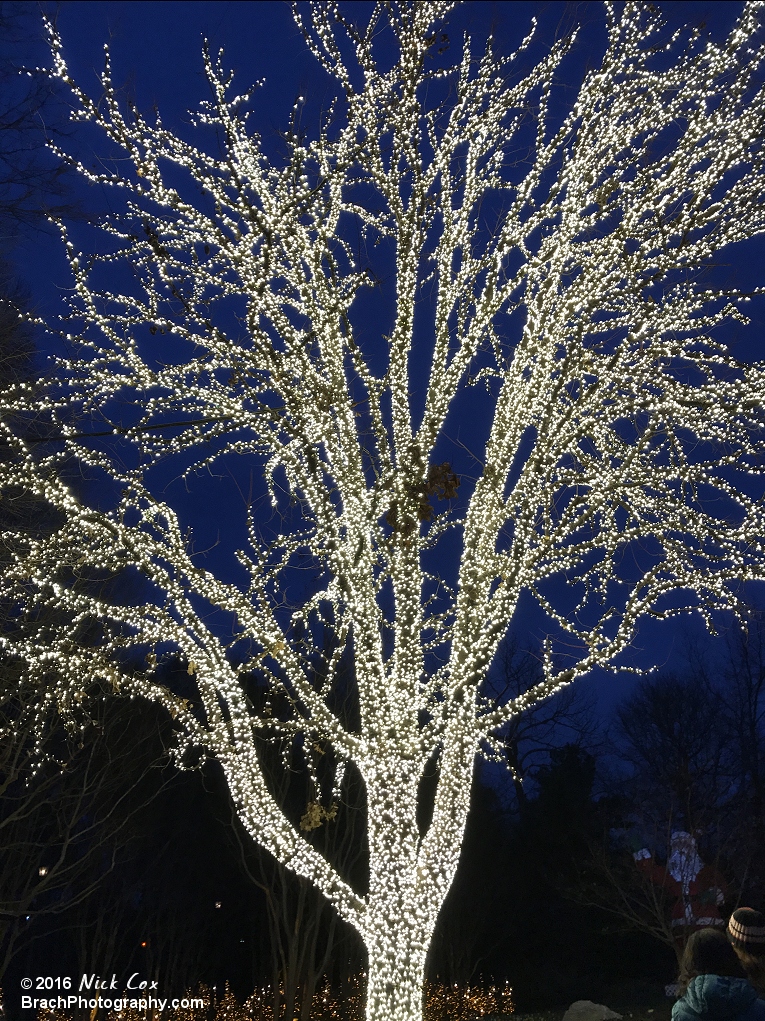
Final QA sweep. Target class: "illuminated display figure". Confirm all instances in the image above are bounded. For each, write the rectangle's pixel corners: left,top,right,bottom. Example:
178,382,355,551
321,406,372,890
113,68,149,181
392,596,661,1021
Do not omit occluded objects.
634,832,727,946
2,4,765,1020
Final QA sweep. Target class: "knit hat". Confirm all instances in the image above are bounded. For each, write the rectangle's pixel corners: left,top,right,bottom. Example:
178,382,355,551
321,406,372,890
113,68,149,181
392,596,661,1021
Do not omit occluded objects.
728,908,765,953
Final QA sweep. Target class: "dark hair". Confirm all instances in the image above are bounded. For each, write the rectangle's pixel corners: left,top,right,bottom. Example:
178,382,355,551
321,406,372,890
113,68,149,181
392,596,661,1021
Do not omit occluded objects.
733,952,765,998
678,928,746,995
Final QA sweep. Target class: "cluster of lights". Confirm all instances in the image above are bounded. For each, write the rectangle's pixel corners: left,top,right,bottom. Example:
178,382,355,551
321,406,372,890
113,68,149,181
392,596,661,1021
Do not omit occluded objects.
423,981,514,1021
4,3,765,1021
33,977,512,1021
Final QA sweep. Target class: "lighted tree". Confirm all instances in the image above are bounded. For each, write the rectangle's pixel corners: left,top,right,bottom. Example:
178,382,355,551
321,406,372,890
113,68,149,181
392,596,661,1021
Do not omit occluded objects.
3,3,765,1019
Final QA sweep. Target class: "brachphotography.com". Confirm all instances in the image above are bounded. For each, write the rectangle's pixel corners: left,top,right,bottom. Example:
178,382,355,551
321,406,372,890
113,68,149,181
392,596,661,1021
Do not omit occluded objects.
21,995,205,1013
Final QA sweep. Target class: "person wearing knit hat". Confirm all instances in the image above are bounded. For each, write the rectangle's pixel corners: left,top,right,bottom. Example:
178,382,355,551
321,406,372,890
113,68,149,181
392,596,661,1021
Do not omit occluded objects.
672,928,764,1021
728,908,765,997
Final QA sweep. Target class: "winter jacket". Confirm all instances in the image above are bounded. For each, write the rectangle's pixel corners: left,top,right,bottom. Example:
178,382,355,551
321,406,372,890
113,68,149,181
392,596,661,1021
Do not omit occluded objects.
672,975,765,1021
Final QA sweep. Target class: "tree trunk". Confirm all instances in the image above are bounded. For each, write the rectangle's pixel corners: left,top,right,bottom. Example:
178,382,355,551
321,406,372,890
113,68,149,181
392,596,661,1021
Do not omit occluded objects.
364,927,429,1021
362,768,441,1021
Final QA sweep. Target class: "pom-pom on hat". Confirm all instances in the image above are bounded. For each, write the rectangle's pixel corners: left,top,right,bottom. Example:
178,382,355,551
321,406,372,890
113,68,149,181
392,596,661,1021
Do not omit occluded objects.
728,908,765,953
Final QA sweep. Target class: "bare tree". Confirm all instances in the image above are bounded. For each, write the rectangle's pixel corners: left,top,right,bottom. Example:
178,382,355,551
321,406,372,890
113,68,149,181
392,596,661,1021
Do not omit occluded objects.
563,675,734,966
2,4,765,1020
615,675,734,838
693,619,765,904
0,683,171,980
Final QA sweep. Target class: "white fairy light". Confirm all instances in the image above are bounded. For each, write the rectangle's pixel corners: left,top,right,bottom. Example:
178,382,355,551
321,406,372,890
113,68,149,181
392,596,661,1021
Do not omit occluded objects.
3,4,765,1021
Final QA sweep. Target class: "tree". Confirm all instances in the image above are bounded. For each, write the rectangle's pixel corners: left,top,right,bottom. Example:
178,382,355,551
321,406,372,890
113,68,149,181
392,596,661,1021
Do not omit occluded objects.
562,676,733,967
574,627,765,958
615,675,734,841
713,619,765,903
2,4,765,1020
0,683,172,982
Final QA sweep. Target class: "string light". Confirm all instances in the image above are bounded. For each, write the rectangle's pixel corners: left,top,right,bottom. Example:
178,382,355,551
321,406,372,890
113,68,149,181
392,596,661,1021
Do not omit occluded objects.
34,978,513,1021
4,4,765,1021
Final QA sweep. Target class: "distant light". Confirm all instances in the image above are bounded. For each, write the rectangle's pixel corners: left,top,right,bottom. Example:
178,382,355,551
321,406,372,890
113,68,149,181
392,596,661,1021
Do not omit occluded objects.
38,866,48,876
215,901,222,909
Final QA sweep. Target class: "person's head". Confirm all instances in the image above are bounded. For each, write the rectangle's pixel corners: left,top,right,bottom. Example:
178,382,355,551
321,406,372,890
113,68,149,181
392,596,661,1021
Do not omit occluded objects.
728,908,765,960
678,928,746,995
